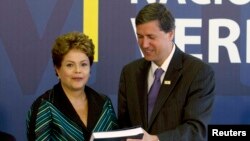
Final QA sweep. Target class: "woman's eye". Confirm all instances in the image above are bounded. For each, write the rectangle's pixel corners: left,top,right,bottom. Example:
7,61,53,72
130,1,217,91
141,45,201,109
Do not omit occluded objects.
81,63,88,67
66,64,73,67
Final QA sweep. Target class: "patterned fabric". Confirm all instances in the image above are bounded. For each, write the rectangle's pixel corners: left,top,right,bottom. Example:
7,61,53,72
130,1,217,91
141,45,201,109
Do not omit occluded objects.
26,83,118,141
92,101,118,132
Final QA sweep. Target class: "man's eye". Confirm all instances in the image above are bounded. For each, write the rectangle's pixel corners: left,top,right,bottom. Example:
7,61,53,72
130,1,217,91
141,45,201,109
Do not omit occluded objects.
148,36,155,39
137,36,143,39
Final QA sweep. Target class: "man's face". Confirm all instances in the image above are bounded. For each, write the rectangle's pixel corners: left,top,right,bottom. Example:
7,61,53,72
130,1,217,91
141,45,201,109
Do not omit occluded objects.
136,20,174,66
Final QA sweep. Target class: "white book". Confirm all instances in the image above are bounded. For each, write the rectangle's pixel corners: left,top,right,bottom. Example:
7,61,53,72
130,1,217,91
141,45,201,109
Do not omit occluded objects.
90,126,144,141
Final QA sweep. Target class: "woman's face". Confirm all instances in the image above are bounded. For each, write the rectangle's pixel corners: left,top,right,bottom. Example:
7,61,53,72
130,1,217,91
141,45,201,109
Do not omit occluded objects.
56,49,90,92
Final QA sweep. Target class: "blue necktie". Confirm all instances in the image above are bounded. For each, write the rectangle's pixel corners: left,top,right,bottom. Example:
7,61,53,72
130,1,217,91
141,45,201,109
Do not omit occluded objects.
148,68,164,121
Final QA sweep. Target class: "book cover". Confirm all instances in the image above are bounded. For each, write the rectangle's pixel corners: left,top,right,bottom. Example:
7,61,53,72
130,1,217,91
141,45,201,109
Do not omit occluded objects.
90,126,144,141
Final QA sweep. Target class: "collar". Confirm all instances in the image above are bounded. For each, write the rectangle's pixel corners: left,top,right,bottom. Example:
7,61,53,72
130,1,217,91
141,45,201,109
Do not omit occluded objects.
150,44,176,74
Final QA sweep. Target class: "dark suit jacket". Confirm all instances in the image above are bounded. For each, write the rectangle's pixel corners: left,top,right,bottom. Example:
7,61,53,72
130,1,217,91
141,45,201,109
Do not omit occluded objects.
0,131,15,141
118,47,215,141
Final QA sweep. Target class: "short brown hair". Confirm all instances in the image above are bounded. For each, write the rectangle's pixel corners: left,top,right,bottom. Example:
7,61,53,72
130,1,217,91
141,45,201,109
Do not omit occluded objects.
136,3,175,33
51,31,95,68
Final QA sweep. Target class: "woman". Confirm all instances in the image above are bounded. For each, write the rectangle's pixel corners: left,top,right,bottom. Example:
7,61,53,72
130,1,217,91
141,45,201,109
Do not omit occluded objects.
26,32,118,140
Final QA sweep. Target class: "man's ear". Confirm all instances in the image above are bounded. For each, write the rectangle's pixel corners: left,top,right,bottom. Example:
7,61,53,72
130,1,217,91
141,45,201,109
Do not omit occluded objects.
168,30,175,41
54,66,59,77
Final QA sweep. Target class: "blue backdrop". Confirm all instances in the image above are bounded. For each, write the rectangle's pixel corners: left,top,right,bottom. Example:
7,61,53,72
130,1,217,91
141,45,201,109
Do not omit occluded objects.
1,0,250,140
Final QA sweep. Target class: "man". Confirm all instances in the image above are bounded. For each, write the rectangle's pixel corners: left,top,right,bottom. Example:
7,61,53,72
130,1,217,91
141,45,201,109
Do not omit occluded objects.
118,3,215,141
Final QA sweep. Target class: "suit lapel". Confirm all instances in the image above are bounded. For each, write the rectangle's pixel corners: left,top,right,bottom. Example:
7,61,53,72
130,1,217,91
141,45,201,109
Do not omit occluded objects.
136,60,151,128
148,47,183,127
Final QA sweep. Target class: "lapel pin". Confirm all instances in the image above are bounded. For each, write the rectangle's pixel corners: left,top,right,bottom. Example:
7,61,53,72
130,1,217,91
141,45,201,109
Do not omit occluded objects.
164,80,171,85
